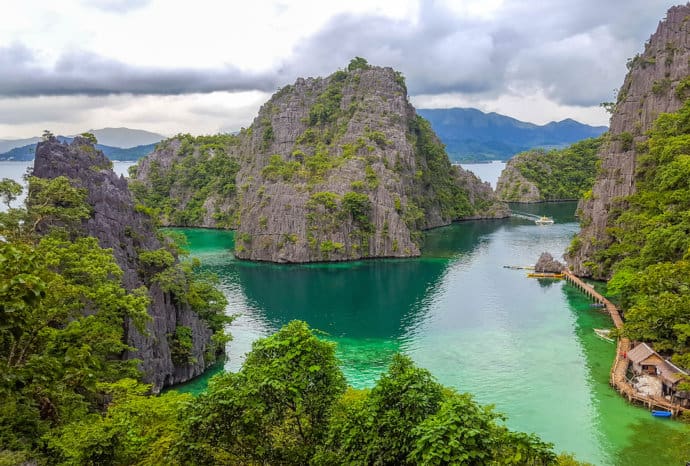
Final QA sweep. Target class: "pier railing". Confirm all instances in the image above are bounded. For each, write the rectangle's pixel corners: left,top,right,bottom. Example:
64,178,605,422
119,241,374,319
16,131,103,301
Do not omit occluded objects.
562,270,684,416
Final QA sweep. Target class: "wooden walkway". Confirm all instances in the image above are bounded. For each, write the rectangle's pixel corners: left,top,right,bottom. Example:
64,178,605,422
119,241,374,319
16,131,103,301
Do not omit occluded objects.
562,270,684,416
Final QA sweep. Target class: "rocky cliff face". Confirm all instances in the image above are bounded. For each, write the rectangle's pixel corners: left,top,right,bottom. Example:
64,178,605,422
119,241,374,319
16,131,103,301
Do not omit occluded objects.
567,4,690,277
133,63,508,263
496,138,602,203
33,137,216,391
495,159,541,202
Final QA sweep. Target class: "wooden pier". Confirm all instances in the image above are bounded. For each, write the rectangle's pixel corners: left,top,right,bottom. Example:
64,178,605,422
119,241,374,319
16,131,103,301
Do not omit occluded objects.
562,270,684,416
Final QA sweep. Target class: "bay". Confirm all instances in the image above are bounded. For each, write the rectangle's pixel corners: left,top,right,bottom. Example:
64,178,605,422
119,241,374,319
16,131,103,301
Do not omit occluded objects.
176,203,688,466
3,160,687,464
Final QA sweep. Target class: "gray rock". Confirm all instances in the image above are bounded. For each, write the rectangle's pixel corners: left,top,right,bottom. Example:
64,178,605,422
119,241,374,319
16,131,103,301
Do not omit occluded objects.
568,5,690,278
133,65,509,263
535,252,564,273
495,159,541,202
33,136,215,391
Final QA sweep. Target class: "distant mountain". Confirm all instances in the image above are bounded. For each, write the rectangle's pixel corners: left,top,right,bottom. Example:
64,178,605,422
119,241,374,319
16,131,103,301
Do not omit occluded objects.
85,127,166,148
0,136,158,161
417,108,607,163
0,137,42,153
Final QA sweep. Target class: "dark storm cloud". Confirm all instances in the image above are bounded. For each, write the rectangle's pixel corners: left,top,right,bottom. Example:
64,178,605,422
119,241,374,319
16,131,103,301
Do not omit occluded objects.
0,44,278,97
0,0,678,106
281,0,678,106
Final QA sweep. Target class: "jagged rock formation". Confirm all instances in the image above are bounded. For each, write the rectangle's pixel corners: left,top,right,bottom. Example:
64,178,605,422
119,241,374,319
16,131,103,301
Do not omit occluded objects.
495,137,603,203
495,160,541,202
534,252,564,273
567,4,690,278
33,136,217,391
132,62,508,263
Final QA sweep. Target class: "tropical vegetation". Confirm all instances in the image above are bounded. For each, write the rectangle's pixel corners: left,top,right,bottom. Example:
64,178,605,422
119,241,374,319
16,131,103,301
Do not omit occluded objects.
588,100,690,369
497,136,603,201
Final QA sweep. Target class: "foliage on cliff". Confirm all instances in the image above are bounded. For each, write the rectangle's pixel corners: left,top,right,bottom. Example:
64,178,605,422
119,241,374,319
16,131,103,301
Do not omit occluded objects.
129,133,241,227
0,173,229,460
35,321,581,466
496,136,603,202
132,59,506,263
593,101,690,367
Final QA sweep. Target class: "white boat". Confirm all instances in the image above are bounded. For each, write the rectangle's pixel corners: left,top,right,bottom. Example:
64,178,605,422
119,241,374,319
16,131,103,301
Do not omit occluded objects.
594,328,614,342
535,216,554,225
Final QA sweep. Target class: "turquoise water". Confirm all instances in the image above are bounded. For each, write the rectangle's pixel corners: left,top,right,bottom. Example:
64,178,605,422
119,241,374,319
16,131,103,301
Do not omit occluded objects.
175,202,689,465
5,161,685,463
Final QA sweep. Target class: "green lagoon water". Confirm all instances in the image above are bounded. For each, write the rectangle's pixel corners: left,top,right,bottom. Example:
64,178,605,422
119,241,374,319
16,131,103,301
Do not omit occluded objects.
176,201,689,465
4,161,685,464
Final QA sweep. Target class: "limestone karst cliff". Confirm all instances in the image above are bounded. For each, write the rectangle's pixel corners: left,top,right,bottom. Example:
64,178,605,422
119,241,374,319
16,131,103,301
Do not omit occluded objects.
131,61,508,263
495,137,603,203
33,136,225,390
567,5,690,278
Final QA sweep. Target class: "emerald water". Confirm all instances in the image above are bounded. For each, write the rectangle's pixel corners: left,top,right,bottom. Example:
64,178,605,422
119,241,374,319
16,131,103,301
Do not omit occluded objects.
4,160,685,463
176,202,688,465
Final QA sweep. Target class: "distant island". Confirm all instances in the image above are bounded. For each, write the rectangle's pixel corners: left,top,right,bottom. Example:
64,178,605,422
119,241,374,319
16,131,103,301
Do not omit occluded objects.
417,108,607,163
495,136,603,202
0,127,165,161
1,114,606,165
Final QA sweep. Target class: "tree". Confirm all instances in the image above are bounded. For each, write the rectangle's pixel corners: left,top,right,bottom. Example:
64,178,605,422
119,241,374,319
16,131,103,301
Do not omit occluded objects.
348,56,370,72
48,379,190,466
26,176,91,235
80,132,98,145
0,235,149,456
179,321,346,464
0,178,22,208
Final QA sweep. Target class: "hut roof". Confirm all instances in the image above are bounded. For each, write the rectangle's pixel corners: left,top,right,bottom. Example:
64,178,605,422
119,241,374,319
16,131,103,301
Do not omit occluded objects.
659,360,689,385
628,343,688,385
627,343,655,364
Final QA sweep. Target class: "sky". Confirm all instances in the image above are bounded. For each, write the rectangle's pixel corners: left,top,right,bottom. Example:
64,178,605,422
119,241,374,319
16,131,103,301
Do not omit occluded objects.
0,0,682,138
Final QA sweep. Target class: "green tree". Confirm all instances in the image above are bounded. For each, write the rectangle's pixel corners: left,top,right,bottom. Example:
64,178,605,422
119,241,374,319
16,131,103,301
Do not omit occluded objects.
179,321,346,464
48,379,190,466
347,57,370,72
0,178,22,208
80,132,98,145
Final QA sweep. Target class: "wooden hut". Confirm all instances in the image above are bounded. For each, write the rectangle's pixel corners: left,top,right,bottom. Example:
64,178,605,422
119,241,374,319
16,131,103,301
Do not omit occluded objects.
627,342,689,405
627,343,662,375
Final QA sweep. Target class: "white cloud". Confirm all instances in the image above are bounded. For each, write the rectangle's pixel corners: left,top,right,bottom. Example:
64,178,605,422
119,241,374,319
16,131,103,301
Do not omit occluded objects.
411,90,610,126
0,0,680,136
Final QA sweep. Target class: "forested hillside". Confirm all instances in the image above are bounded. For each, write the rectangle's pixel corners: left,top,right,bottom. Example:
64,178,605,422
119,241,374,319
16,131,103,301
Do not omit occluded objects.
495,137,603,202
417,108,606,163
586,101,690,369
132,59,508,263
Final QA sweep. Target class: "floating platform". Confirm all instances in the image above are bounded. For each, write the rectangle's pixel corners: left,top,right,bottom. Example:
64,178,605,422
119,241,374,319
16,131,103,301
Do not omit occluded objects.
527,272,564,279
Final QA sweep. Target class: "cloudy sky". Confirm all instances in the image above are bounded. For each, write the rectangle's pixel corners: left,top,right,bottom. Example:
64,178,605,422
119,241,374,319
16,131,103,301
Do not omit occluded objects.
0,0,681,138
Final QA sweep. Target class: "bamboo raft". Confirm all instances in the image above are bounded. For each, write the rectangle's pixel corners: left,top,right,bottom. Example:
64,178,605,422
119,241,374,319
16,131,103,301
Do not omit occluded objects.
527,272,564,279
562,270,684,417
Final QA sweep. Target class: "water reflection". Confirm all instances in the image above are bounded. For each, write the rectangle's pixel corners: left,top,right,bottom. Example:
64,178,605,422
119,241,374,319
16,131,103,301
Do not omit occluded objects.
174,202,686,464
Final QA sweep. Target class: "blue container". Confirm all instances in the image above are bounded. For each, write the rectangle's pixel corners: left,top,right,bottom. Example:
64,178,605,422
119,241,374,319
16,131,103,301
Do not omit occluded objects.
651,410,672,418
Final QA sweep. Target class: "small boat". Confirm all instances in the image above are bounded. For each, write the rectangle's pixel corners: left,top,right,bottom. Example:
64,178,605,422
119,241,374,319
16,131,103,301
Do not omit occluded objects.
535,216,554,225
590,302,605,308
651,410,672,418
594,328,614,342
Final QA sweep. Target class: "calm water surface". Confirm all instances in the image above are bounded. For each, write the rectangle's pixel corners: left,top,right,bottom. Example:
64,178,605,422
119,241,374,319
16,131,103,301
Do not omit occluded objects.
4,160,687,464
176,202,689,466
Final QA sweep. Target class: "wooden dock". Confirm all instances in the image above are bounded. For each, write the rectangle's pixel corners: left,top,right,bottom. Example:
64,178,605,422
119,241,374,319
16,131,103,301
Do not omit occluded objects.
562,270,684,416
